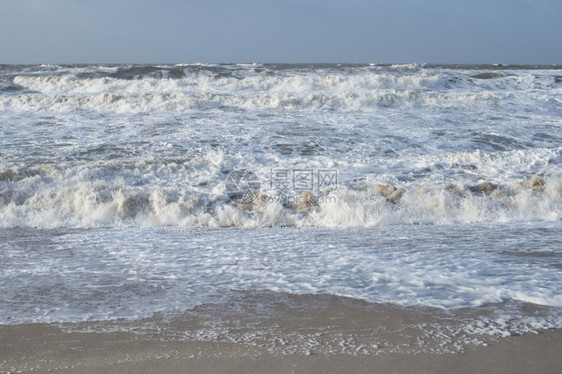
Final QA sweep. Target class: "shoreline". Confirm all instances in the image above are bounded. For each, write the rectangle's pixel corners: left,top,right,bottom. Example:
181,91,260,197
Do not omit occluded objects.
1,293,561,373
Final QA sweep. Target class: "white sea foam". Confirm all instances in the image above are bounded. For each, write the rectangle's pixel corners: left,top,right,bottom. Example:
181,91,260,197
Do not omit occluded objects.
0,224,560,326
1,64,560,329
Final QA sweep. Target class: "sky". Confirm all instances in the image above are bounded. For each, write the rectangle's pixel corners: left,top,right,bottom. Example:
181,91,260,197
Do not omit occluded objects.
1,0,561,64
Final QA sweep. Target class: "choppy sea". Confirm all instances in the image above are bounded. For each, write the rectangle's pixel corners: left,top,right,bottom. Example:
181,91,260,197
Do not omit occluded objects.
1,63,560,338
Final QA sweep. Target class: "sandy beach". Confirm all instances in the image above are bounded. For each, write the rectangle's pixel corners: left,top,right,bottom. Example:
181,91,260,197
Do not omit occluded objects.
1,293,560,374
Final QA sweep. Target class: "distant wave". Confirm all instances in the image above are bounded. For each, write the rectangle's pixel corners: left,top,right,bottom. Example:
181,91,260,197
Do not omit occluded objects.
1,64,559,113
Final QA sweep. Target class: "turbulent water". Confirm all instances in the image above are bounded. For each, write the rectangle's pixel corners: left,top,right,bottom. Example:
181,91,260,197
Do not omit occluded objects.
1,64,561,333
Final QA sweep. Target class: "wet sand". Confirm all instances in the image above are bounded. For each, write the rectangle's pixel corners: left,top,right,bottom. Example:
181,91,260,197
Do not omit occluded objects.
1,293,560,373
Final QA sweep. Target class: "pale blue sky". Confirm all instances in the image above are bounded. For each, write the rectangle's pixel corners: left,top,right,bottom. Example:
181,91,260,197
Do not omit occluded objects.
1,0,560,63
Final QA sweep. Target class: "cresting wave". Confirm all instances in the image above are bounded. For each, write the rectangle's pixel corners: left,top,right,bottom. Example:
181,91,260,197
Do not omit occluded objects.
1,155,560,228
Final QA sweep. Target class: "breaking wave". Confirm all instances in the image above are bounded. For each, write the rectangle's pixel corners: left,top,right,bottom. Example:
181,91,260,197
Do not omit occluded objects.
1,154,560,228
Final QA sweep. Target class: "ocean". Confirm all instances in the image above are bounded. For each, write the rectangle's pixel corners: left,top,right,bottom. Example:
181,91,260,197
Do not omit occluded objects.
0,63,561,346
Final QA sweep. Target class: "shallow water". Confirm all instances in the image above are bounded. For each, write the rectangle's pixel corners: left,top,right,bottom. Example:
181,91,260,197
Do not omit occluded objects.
1,223,560,333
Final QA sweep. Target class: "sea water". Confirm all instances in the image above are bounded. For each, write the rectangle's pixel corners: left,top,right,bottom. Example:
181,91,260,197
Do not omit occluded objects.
0,63,561,336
